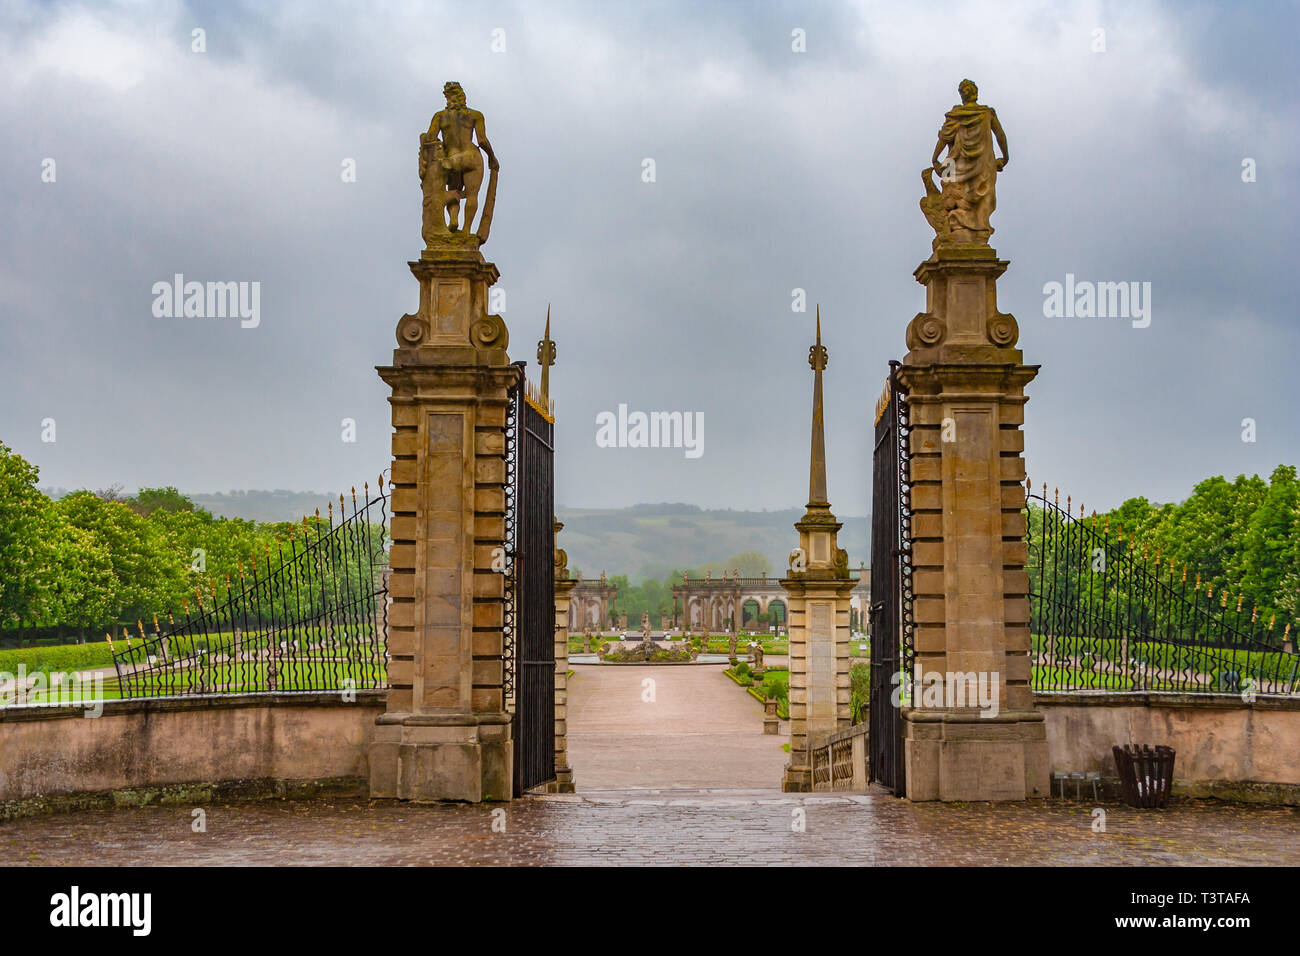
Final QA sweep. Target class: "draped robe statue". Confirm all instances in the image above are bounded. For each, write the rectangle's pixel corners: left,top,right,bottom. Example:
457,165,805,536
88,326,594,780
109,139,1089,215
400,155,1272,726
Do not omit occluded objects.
922,79,1008,247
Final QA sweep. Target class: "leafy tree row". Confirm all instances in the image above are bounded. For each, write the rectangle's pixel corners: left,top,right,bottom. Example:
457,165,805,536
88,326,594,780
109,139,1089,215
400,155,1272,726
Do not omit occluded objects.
1026,465,1299,650
0,442,382,647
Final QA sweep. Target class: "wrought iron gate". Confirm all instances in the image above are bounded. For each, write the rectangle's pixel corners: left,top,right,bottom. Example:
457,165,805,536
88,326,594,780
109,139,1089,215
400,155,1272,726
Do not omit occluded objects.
508,371,556,796
868,362,913,795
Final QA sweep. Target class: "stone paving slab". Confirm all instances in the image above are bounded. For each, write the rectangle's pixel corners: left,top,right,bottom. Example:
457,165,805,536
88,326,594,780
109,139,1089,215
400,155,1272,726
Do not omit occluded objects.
1,792,1297,866
566,662,788,790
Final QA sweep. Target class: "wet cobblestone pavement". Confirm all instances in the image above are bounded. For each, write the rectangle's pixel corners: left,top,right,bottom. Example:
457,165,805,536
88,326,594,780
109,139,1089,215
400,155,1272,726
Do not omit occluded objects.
3,789,1298,866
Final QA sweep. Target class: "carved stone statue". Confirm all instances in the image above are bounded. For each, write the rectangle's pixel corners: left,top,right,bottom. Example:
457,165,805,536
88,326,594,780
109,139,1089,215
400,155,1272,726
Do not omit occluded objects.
421,81,499,248
923,79,1008,248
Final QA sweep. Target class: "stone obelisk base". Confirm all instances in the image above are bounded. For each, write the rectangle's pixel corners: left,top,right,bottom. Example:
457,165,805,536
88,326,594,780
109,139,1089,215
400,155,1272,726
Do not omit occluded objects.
780,509,853,793
547,570,577,793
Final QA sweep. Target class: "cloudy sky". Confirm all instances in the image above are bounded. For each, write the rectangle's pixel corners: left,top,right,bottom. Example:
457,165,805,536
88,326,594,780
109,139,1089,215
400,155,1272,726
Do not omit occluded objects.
2,0,1296,516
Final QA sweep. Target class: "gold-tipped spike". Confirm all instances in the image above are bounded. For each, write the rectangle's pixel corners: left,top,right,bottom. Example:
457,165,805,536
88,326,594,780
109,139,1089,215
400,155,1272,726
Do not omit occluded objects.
1268,614,1276,630
1220,591,1228,608
1103,516,1111,533
137,619,145,640
1285,623,1292,640
168,611,175,625
105,632,114,649
152,613,160,633
1054,487,1059,506
1236,596,1244,612
378,474,384,491
1067,495,1071,512
1195,573,1202,588
537,304,556,405
1251,606,1259,624
1181,565,1187,583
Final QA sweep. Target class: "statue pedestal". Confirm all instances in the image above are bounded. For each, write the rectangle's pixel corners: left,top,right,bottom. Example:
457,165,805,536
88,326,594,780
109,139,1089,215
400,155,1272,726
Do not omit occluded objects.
897,246,1049,801
370,246,517,803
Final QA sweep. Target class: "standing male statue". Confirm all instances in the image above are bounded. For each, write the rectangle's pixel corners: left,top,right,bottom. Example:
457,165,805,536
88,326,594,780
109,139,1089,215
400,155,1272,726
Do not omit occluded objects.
923,79,1008,246
421,81,499,247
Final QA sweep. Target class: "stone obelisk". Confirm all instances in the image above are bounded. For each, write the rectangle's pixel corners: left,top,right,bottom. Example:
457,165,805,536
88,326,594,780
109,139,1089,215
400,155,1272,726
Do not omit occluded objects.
540,315,577,793
900,80,1049,800
369,83,516,802
781,310,853,792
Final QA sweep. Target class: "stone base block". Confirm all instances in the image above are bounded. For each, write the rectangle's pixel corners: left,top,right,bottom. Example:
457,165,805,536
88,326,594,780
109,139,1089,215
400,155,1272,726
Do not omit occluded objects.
763,717,780,735
782,763,811,793
369,714,512,803
903,709,1050,802
545,768,576,794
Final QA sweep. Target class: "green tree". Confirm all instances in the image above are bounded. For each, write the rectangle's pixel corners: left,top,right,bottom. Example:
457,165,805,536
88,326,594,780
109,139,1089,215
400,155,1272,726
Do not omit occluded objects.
129,486,198,516
56,491,186,632
0,442,52,644
725,551,772,577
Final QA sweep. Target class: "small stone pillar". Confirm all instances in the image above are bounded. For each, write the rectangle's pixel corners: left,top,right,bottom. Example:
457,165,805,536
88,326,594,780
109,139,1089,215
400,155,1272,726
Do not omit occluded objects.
763,698,780,735
782,313,853,793
369,225,516,801
896,243,1050,801
549,519,577,793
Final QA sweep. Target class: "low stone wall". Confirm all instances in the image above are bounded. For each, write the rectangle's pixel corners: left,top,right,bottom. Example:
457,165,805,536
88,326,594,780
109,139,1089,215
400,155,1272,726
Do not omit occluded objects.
0,691,385,819
811,694,1300,803
1037,693,1300,805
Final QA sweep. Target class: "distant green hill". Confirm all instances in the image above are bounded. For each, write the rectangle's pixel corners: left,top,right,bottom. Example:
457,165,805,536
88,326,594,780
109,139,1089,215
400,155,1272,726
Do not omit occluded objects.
189,490,345,524
556,503,869,583
174,492,868,583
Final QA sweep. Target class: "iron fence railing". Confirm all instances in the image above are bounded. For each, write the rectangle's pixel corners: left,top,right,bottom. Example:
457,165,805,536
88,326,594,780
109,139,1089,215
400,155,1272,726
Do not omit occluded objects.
109,484,389,697
1027,482,1298,696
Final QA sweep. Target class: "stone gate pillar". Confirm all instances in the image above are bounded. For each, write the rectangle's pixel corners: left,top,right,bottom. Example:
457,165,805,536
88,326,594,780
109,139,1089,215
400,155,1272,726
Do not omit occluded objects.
369,98,516,806
892,79,1050,801
897,245,1048,800
549,520,577,793
782,314,852,792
